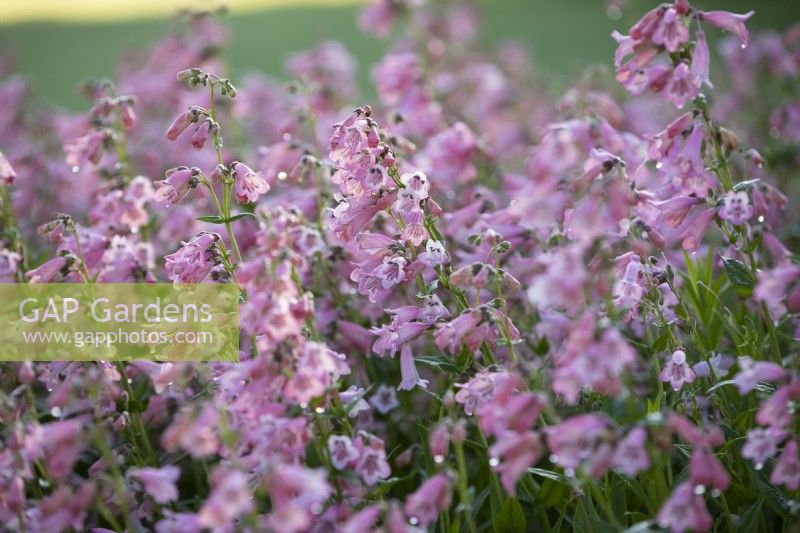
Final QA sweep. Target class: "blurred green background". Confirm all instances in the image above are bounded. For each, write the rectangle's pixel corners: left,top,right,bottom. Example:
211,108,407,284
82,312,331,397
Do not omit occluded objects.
1,0,799,110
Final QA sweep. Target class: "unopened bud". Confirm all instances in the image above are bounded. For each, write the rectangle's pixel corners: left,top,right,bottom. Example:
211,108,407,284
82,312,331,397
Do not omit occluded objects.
718,127,741,153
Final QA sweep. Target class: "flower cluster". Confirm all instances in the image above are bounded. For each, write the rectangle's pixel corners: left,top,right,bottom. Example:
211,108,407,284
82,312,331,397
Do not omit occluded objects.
0,1,799,532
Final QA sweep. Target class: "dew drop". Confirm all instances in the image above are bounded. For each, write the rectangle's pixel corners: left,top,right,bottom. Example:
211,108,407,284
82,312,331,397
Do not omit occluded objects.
741,43,747,49
755,462,764,471
50,406,62,417
655,162,663,169
71,166,80,173
282,133,292,141
489,457,500,467
434,455,445,464
409,517,419,526
693,485,706,495
565,468,575,478
711,489,721,498
127,378,133,384
757,215,765,223
549,454,559,464
605,5,622,20
278,171,288,181
311,503,323,515
315,407,325,414
300,402,308,409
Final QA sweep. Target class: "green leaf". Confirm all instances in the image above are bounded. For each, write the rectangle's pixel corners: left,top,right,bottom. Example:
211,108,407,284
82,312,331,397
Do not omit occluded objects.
196,215,226,223
415,355,460,374
722,257,755,297
196,212,257,224
734,497,763,533
528,467,569,483
535,478,567,509
227,212,257,222
493,497,526,533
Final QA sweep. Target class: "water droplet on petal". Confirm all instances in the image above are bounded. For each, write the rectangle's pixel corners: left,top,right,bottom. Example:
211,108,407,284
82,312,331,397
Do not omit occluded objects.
489,457,500,467
315,407,325,414
655,162,663,169
434,455,444,464
741,43,747,49
71,166,80,173
711,489,721,498
693,485,706,495
755,462,763,471
549,454,559,464
278,171,287,181
50,407,62,417
409,517,419,526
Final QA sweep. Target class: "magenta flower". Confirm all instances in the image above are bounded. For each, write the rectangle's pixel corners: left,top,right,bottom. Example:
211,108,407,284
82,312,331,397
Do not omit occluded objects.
154,166,198,205
232,161,270,204
369,384,400,414
718,191,754,225
197,467,253,530
770,440,800,490
688,448,730,491
165,108,199,140
25,255,72,283
42,420,83,480
652,8,689,53
355,440,391,485
128,466,180,503
699,10,755,48
611,427,651,477
660,349,697,391
545,415,614,478
656,482,713,533
328,435,360,470
742,428,786,466
755,380,800,429
733,356,787,394
490,431,544,494
404,474,452,528
164,232,220,283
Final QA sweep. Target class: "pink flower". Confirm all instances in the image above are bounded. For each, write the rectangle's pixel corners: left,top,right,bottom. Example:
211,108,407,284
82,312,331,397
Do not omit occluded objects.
129,466,181,503
198,467,253,530
489,431,544,494
154,166,199,205
370,384,400,414
355,442,391,485
165,108,199,140
733,356,787,394
718,191,753,225
404,474,452,528
232,161,270,204
699,10,755,48
164,232,220,283
651,8,689,53
398,344,428,390
755,380,800,429
0,150,16,184
42,420,83,480
665,62,699,109
25,255,72,283
328,435,360,470
545,415,614,477
656,482,713,533
418,239,449,267
691,31,713,89
660,349,696,391
611,427,651,477
770,440,800,490
741,428,786,466
688,448,730,491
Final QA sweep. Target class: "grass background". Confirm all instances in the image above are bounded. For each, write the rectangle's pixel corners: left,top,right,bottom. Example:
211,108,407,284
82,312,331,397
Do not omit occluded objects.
0,0,798,110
